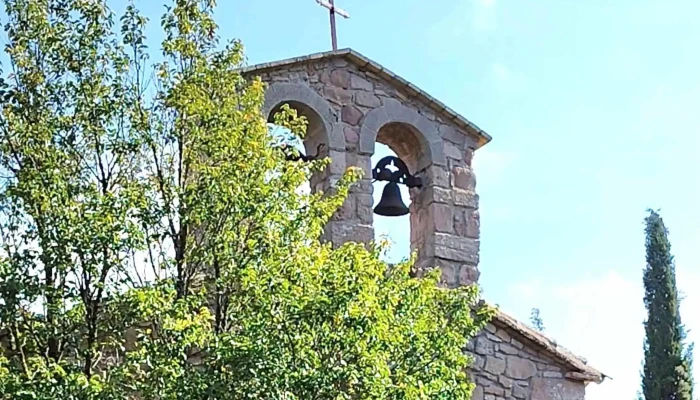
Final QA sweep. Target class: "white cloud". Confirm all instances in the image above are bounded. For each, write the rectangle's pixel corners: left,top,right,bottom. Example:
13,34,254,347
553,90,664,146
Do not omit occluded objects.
504,268,700,400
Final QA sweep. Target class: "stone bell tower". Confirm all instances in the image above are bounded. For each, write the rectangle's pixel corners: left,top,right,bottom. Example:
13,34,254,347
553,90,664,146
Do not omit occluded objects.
241,49,491,286
242,50,609,400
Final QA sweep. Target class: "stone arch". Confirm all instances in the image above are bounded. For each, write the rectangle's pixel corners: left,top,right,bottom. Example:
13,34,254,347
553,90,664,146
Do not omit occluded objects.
264,82,345,152
361,101,471,285
359,100,446,172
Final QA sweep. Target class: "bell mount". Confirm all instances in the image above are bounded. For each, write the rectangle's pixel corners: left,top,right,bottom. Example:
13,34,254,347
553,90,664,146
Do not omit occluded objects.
372,156,422,217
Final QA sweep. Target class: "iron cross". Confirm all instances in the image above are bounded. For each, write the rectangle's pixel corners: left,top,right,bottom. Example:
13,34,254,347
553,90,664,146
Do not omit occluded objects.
316,0,350,51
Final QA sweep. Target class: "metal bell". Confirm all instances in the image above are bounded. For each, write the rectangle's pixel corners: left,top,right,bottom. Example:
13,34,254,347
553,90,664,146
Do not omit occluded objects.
374,182,409,217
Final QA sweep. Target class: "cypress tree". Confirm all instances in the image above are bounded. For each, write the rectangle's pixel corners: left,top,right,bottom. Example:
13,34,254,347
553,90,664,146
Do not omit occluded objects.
641,210,694,400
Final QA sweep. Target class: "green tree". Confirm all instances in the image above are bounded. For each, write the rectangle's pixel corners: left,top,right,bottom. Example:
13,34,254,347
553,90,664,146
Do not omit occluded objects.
0,0,492,398
530,308,545,332
641,210,694,400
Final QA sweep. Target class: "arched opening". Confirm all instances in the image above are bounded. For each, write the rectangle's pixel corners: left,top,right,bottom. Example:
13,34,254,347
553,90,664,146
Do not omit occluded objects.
267,100,330,196
376,122,429,174
267,100,328,158
372,122,429,264
372,143,411,264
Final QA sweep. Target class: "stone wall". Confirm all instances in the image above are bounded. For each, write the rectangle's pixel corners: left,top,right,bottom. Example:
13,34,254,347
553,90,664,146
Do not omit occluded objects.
251,56,482,286
467,323,586,400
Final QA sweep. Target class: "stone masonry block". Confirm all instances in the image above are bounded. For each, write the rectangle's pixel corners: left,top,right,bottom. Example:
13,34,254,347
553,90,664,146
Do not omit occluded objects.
471,386,484,400
445,142,463,160
328,150,347,175
357,202,374,225
439,123,466,146
329,69,350,88
341,104,364,126
505,356,537,380
355,91,382,108
329,221,373,247
429,233,480,264
475,336,495,356
382,97,403,110
424,165,450,188
332,196,355,221
454,211,466,237
486,332,503,343
318,69,331,84
471,353,486,370
452,165,476,190
459,264,480,286
331,58,349,68
512,384,529,399
349,179,373,195
438,261,458,288
345,153,371,179
499,342,520,355
542,371,563,378
350,74,374,90
432,203,454,234
454,209,480,239
499,375,513,389
433,245,478,264
454,189,479,208
483,386,505,396
354,192,374,225
355,193,373,209
433,186,454,204
495,328,511,342
531,377,585,400
323,86,352,104
484,356,506,375
414,186,452,206
344,126,360,145
410,207,429,244
476,375,495,387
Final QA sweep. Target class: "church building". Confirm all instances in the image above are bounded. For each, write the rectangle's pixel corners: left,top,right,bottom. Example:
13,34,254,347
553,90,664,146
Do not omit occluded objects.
241,48,606,400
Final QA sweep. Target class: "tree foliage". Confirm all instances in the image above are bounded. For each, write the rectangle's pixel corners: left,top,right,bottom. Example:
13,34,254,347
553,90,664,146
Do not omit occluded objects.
641,210,694,400
529,308,545,332
0,0,492,398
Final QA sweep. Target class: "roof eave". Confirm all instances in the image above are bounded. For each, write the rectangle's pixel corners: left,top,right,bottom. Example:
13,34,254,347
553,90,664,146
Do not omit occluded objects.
492,309,608,384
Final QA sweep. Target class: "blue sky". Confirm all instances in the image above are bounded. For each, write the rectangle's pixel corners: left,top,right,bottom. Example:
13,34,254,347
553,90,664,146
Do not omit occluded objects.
6,0,699,398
